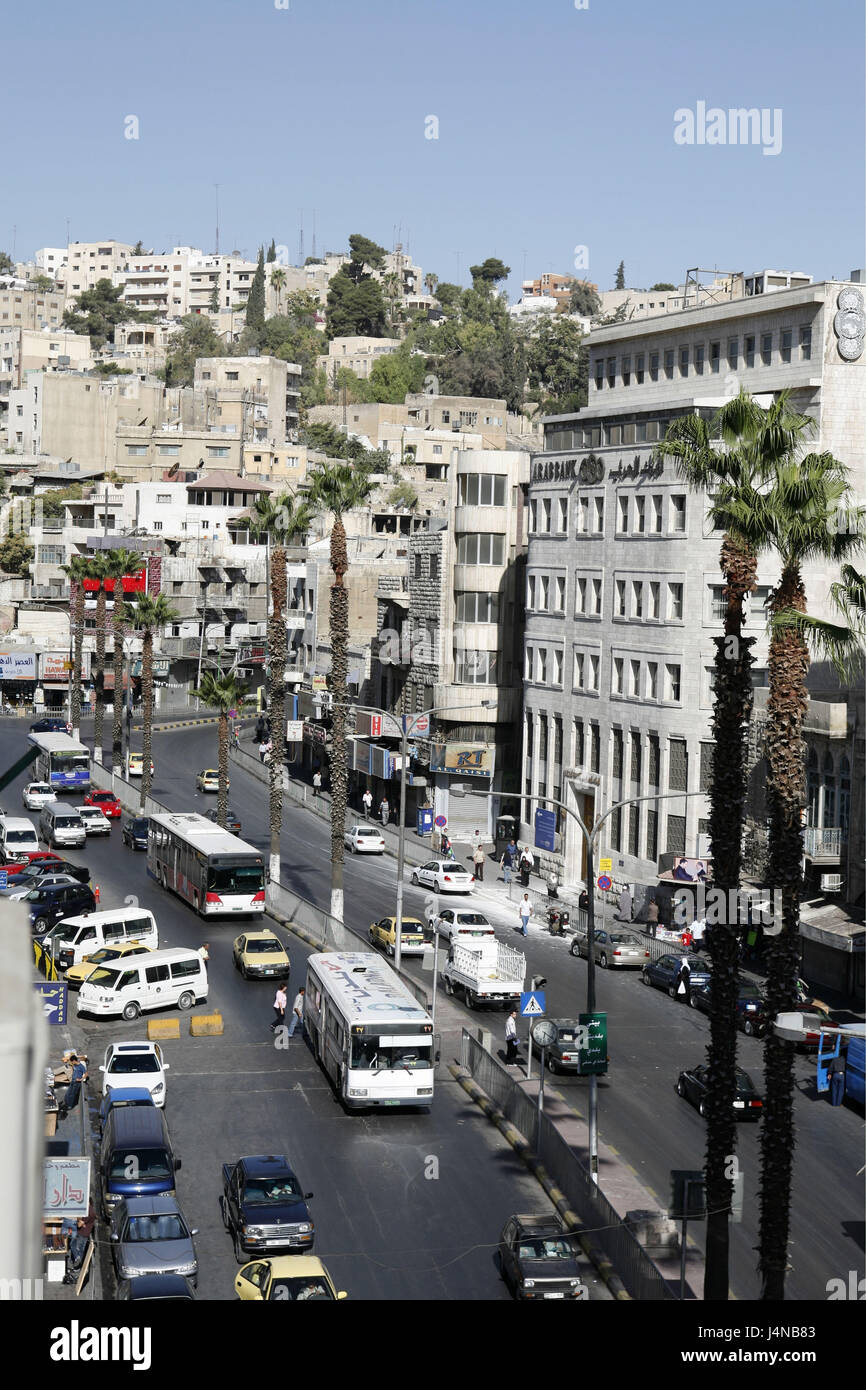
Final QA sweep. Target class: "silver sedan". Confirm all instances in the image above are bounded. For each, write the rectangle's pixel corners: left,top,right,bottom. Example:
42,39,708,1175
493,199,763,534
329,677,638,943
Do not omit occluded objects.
110,1196,198,1285
569,928,650,969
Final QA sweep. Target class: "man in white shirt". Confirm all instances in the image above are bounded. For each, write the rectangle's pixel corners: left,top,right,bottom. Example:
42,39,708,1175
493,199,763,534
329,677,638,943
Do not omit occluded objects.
518,894,532,936
287,987,305,1038
505,1010,519,1064
362,788,373,820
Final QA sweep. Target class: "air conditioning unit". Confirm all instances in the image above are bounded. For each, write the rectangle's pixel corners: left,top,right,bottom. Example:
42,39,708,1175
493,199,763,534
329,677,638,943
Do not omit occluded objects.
820,874,842,893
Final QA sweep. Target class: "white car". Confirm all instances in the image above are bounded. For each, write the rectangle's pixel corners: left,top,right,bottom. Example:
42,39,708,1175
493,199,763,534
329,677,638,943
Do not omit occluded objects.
78,805,111,836
22,783,56,812
99,1041,170,1109
427,907,494,941
411,859,475,894
344,824,386,854
127,752,154,778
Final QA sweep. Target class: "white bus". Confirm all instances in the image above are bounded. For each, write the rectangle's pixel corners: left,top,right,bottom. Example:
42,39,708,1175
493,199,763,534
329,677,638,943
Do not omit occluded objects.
147,811,265,918
27,732,91,793
304,952,436,1110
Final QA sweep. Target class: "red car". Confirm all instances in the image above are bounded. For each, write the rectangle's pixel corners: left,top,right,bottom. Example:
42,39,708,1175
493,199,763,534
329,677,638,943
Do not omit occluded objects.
84,790,122,819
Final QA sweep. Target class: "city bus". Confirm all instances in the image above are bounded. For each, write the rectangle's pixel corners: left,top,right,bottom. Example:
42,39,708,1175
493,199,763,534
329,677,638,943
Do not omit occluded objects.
304,952,436,1109
146,811,265,918
28,732,91,793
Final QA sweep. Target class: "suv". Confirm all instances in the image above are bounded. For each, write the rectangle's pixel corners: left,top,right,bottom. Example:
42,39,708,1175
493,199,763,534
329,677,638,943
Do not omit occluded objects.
26,880,96,935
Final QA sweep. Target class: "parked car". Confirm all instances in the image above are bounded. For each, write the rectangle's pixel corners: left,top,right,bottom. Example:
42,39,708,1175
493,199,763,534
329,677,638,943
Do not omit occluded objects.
25,880,96,935
6,872,80,901
498,1214,587,1300
109,1196,197,1285
569,927,650,969
542,1019,589,1075
232,930,290,980
116,1274,195,1301
65,942,153,989
641,953,712,998
689,978,768,1036
99,1042,170,1108
344,825,386,854
126,752,154,778
411,859,475,894
368,916,429,957
122,817,149,851
97,1087,156,1133
29,855,90,884
83,790,122,818
426,908,494,941
77,805,111,836
22,783,56,812
234,1256,346,1301
206,808,242,834
29,717,71,734
676,1063,764,1120
196,770,226,793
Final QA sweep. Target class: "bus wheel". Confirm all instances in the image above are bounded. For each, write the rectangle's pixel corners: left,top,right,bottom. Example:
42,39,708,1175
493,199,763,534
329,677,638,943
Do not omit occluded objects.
177,992,194,1010
161,870,168,892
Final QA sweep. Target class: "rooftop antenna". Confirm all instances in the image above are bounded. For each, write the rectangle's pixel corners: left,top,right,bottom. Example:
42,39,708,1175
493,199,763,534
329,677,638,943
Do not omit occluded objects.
214,184,220,255
298,210,304,267
311,210,316,261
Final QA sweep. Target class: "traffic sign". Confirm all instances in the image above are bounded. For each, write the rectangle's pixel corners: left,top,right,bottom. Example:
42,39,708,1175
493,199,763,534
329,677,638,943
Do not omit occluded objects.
520,991,546,1017
34,981,68,1026
597,873,612,891
434,815,447,828
599,858,612,872
578,1011,608,1074
0,870,6,890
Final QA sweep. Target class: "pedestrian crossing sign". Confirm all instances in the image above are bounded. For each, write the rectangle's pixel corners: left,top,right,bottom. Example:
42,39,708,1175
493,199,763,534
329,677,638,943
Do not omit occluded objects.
520,991,546,1016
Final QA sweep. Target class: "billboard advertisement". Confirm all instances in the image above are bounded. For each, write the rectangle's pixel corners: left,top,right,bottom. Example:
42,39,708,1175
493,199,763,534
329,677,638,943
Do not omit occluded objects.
429,743,493,778
0,650,36,681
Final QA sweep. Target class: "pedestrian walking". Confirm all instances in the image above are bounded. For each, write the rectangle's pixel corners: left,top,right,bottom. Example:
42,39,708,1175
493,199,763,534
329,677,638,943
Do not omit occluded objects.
675,957,691,1005
379,797,390,827
58,1054,88,1121
518,893,532,936
505,1010,519,1064
680,926,694,952
312,770,322,797
617,886,633,923
472,844,485,882
271,983,287,1034
62,1204,96,1285
519,846,534,888
125,704,132,731
287,987,305,1038
231,725,240,751
259,740,269,764
362,788,373,819
646,897,660,939
198,943,210,964
501,840,515,885
828,1051,846,1107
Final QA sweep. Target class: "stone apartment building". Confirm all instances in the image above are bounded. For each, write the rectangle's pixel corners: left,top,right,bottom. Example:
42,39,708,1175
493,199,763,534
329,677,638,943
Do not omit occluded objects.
522,271,866,915
0,328,93,444
59,241,135,298
0,280,66,331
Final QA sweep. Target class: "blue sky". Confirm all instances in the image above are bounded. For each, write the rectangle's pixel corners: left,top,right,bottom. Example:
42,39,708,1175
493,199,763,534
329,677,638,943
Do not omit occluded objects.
6,0,864,298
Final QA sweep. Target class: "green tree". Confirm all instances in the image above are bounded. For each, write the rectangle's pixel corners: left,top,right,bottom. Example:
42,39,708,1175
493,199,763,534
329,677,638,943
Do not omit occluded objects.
773,564,866,679
567,280,602,317
62,279,149,350
368,347,427,403
431,282,462,315
131,593,180,809
270,267,287,315
650,282,676,291
0,533,34,576
40,484,84,518
614,260,626,290
330,366,368,403
387,479,418,509
132,241,145,255
209,279,220,313
469,258,510,286
62,555,93,740
192,672,252,829
325,234,388,339
424,272,439,297
524,316,588,414
245,247,266,335
250,492,315,882
0,251,14,275
301,422,390,471
164,314,225,387
306,461,378,921
266,240,277,263
32,274,54,291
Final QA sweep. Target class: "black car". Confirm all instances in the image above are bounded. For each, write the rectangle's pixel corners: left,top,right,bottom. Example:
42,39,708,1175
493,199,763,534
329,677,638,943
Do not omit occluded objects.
25,881,96,935
122,817,149,851
676,1064,764,1120
205,808,242,835
116,1274,195,1301
29,717,70,734
498,1214,587,1300
28,856,90,885
541,1019,586,1075
689,979,767,1036
641,952,712,998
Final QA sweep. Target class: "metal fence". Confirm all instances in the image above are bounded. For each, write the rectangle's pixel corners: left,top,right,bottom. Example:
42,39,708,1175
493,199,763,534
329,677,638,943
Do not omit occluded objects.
459,1029,676,1302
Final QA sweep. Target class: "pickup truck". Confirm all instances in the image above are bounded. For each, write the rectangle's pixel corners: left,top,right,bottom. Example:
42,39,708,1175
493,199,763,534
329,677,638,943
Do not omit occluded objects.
442,938,526,1009
220,1155,315,1263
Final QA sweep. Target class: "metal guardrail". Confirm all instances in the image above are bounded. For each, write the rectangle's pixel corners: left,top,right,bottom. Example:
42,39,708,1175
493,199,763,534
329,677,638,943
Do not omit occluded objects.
459,1030,676,1302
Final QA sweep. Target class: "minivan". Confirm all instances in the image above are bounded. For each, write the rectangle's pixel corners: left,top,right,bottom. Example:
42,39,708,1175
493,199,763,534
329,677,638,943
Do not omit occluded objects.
39,805,86,849
45,906,159,971
0,816,40,861
77,947,208,1021
100,1107,180,1217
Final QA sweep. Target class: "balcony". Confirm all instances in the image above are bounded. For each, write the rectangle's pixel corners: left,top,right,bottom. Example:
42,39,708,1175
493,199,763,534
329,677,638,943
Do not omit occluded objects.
29,584,71,601
804,826,843,862
159,636,201,659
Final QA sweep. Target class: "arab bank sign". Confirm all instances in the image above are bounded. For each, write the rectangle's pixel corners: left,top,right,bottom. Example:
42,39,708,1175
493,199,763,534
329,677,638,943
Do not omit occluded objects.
0,650,36,681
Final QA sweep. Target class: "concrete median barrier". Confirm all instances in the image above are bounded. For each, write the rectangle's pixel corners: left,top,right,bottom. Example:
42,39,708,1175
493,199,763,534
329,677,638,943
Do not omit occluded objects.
147,1018,181,1041
190,1012,224,1036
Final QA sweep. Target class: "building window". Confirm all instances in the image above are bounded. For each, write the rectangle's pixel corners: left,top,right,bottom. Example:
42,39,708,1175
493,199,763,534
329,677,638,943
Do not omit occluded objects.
629,658,641,696
126,445,148,456
555,575,566,612
589,653,600,691
651,495,663,533
649,581,660,618
456,533,504,564
536,648,548,684
530,498,538,533
780,328,792,363
727,338,738,369
207,446,230,458
632,580,643,618
590,723,600,773
610,807,622,851
576,577,587,614
744,334,756,367
670,495,686,532
542,498,552,532
634,496,646,533
622,355,631,385
649,351,659,381
800,325,812,361
573,718,584,766
591,576,602,614
679,345,689,377
694,343,705,375
156,493,171,503
612,727,624,779
666,813,686,855
664,349,675,379
557,497,568,533
628,804,640,856
593,496,605,533
594,357,604,389
616,578,627,616
668,582,683,620
699,742,714,792
709,341,720,373
613,657,624,694
552,649,563,686
606,356,616,387
646,661,658,699
635,352,645,383
455,592,498,623
152,521,163,531
577,497,589,534
429,553,440,582
226,371,239,381
761,332,772,365
710,585,727,621
665,663,682,702
455,650,497,684
617,496,629,533
458,473,507,505
158,445,180,456
573,650,584,689
540,575,550,610
646,809,658,861
38,546,65,564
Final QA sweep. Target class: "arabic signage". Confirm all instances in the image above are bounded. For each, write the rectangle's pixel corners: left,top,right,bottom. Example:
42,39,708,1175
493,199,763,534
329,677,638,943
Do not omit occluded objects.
0,650,36,681
43,1157,91,1219
531,454,605,485
608,454,664,483
286,720,304,742
41,651,91,683
577,1012,608,1075
34,981,68,1026
429,743,493,779
303,721,327,747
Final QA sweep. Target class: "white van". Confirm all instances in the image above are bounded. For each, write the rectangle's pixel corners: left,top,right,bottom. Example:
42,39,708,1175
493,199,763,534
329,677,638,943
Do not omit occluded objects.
77,947,208,1022
39,804,86,849
0,816,40,861
46,906,159,970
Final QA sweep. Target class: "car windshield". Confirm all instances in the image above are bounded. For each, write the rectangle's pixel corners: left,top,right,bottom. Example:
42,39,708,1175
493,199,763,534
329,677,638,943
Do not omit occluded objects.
739,983,764,1001
350,1040,432,1071
735,1071,758,1092
123,1215,186,1242
244,1177,302,1203
133,821,148,832
246,939,283,955
207,864,264,893
87,967,121,987
608,933,638,945
516,1238,578,1260
109,1055,160,1074
356,828,380,837
30,786,51,795
92,794,113,803
6,830,35,843
268,1278,333,1301
109,1150,173,1180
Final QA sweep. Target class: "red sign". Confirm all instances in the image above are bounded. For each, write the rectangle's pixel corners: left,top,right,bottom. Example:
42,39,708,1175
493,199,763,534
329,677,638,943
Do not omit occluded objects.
82,571,146,593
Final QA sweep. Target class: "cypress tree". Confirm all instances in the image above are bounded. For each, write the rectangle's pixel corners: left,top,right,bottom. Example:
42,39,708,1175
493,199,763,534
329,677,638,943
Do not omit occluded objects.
245,247,266,332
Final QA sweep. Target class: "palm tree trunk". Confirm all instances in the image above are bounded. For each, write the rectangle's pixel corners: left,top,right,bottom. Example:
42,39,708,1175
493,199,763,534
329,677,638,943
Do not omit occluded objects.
759,567,810,1301
704,535,756,1302
140,629,153,812
329,518,349,924
71,583,84,742
111,608,125,773
93,588,106,765
217,710,229,828
268,546,288,884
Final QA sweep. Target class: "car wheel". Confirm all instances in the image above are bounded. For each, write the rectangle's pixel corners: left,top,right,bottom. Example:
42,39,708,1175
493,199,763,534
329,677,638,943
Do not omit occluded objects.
668,985,678,999
689,993,699,1009
232,1228,245,1265
411,872,419,886
676,1078,686,1096
698,1099,707,1118
178,992,194,1011
743,1019,755,1036
599,953,608,969
642,970,652,985
465,987,476,1008
548,1055,558,1074
122,1001,141,1021
570,939,581,957
387,944,395,957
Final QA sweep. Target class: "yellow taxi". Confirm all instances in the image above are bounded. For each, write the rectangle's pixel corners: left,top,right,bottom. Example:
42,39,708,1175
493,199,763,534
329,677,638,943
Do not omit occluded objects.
127,752,154,778
232,929,290,980
368,916,430,958
64,942,152,989
234,1256,346,1301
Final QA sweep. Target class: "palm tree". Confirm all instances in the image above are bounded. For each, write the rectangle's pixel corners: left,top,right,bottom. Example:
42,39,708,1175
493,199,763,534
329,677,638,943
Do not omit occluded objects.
131,593,180,810
306,461,377,922
192,672,251,828
657,391,813,1300
270,267,287,315
718,447,865,1300
250,492,314,884
424,272,439,298
62,555,91,741
84,554,111,765
773,564,866,679
104,549,145,773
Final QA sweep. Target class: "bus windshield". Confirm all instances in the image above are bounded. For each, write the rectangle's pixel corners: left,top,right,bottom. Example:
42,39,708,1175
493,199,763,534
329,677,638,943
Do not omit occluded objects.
207,863,264,894
52,753,89,774
350,1038,433,1071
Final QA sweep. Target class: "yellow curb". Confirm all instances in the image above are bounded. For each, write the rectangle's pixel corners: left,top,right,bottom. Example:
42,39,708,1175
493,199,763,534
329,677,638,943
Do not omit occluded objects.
190,1012,224,1036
